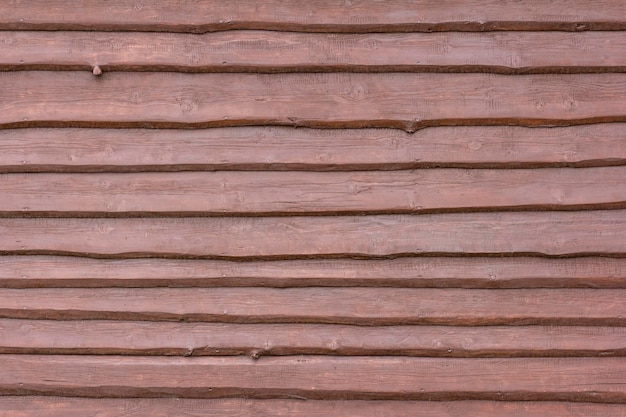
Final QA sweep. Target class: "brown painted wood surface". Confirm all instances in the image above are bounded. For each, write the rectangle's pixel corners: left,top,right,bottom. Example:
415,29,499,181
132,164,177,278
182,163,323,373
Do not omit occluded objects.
2,1,625,412
1,125,624,173
1,167,624,216
1,288,624,325
2,256,625,288
2,31,626,73
1,0,625,32
2,72,626,130
2,320,624,357
2,355,625,401
1,211,624,258
2,398,626,417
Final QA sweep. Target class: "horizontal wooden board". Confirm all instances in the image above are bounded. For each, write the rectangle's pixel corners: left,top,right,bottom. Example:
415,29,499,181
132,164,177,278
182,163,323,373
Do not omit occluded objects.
1,211,624,258
2,256,625,288
2,256,626,289
2,320,624,357
2,72,626,130
2,31,626,73
2,167,624,216
2,398,626,417
1,288,624,325
2,125,625,173
2,355,625,401
1,1,625,32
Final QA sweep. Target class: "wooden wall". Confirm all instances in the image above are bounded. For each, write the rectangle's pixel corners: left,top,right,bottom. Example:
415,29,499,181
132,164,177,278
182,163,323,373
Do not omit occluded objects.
0,1,625,415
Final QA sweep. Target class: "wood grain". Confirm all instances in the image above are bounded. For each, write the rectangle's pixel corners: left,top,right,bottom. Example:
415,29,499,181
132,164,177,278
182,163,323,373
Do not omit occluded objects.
1,288,624,325
2,167,624,216
2,398,625,417
2,31,625,73
1,125,624,173
1,211,624,258
2,255,625,288
1,1,625,32
2,72,626,130
1,355,625,401
2,320,624,357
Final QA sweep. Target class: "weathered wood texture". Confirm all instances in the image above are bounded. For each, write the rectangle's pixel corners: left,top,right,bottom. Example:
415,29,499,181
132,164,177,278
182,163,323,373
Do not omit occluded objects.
1,125,624,173
1,1,625,32
1,211,624,258
2,1,626,412
2,256,625,288
2,320,624,357
2,398,626,417
2,355,625,401
2,31,626,73
1,288,624,325
2,167,624,216
2,72,626,130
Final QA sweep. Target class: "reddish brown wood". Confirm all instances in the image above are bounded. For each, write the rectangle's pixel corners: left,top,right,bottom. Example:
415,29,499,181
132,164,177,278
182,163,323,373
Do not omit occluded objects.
1,125,624,173
2,31,625,73
2,72,626,130
2,320,624,357
1,355,624,401
1,288,623,325
1,398,625,417
1,1,625,32
1,167,623,216
0,211,624,258
2,256,624,289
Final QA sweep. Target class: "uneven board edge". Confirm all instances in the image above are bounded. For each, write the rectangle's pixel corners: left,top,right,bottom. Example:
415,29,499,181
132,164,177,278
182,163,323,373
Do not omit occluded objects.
0,309,623,326
2,201,626,218
1,347,623,359
1,386,624,402
2,64,626,75
2,159,626,174
1,398,625,417
3,276,626,289
1,251,625,261
1,21,625,33
2,116,626,132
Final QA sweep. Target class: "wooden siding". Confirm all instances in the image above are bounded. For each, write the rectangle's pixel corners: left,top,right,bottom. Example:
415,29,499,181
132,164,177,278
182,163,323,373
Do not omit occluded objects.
0,1,624,416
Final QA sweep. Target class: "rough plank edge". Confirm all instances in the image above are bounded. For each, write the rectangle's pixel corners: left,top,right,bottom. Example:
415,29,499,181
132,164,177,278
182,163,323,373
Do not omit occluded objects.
2,64,626,75
1,398,625,417
2,203,626,219
1,308,624,327
2,117,626,133
2,159,626,173
1,21,625,33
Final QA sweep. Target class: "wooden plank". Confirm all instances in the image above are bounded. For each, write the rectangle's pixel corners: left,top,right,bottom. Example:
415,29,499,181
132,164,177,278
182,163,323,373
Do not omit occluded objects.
0,211,624,258
1,355,624,401
2,256,625,289
2,398,626,417
1,1,625,32
0,288,624,325
2,31,626,73
2,125,624,173
2,167,624,216
2,320,624,357
2,72,626,130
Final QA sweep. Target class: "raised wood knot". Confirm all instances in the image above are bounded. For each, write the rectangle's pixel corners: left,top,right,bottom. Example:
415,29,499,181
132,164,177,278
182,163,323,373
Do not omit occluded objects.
92,65,102,76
